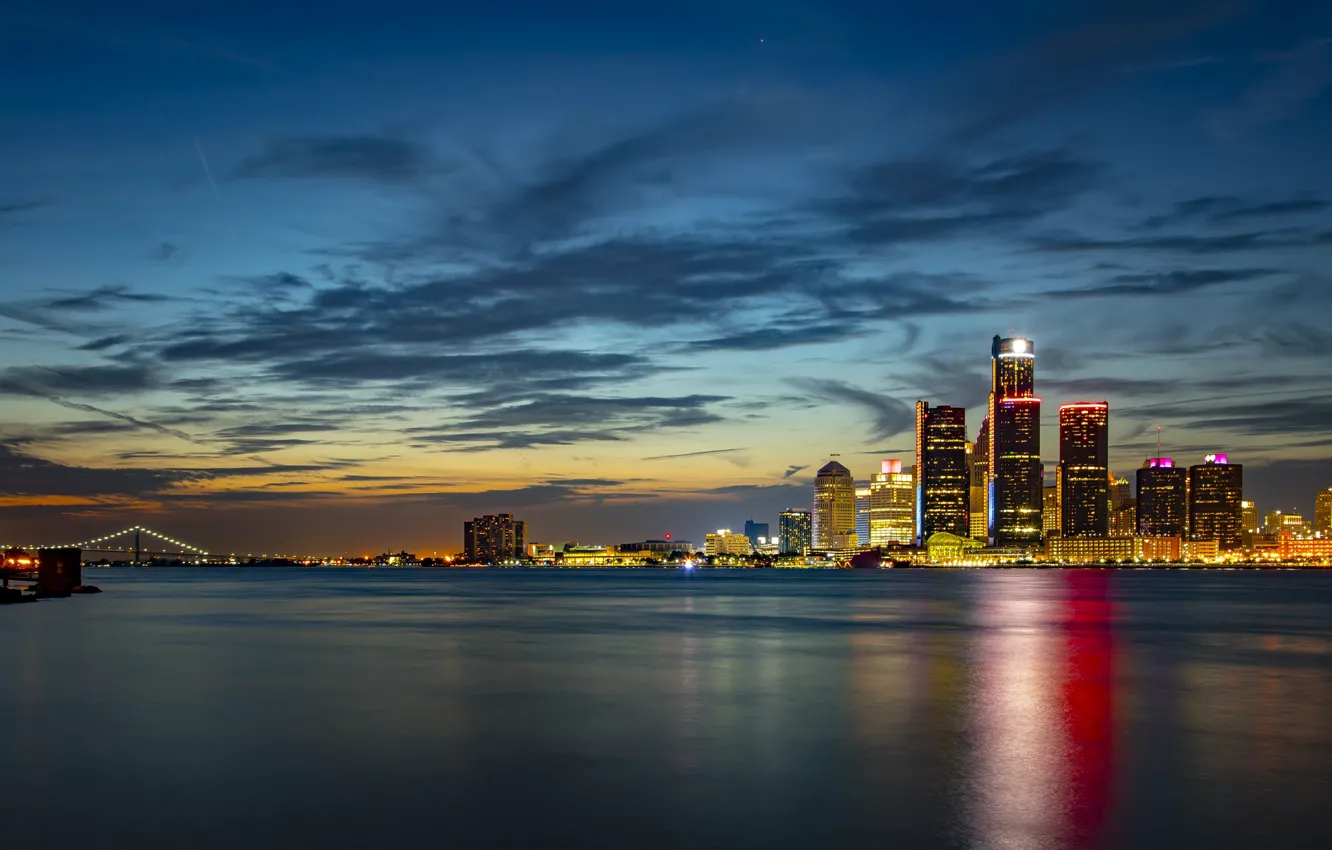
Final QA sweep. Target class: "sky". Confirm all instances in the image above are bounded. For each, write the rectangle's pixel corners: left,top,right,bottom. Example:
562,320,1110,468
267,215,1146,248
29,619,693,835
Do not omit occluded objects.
1,0,1330,555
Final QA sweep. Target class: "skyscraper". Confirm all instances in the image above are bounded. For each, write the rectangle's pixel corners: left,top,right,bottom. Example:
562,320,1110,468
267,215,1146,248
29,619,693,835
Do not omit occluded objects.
916,402,969,543
813,460,856,550
1058,402,1110,538
855,484,871,547
1241,500,1259,534
1188,454,1244,550
779,509,812,555
1316,489,1332,534
1043,485,1061,536
1110,476,1132,511
743,520,770,548
463,513,526,563
868,459,916,546
1137,458,1187,538
969,419,990,540
988,336,1043,546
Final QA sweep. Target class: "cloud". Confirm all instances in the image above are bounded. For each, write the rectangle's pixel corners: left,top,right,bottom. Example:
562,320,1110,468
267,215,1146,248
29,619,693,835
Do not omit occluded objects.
0,199,49,216
43,284,170,312
1209,37,1332,134
0,442,200,499
782,464,809,478
0,363,161,397
1045,267,1280,298
233,135,437,182
788,378,913,441
643,447,746,461
951,0,1242,141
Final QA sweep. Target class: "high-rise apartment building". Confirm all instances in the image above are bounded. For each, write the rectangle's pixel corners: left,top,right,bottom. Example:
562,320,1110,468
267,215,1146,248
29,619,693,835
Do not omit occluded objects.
813,460,856,550
463,513,527,563
868,459,916,546
916,402,969,543
1137,458,1187,538
743,520,770,548
1189,454,1244,551
1315,489,1332,534
988,336,1042,545
1110,501,1137,537
779,509,813,555
1058,402,1110,538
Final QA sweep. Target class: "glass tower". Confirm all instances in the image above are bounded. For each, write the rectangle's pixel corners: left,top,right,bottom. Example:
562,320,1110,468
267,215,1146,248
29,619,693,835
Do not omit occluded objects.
916,402,970,544
813,461,856,550
1189,455,1243,550
1058,402,1110,538
1136,458,1187,538
988,336,1043,546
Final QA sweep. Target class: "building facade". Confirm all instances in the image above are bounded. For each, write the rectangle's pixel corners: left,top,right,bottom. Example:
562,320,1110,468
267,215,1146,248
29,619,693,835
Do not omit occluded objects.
1278,529,1332,560
1189,455,1244,550
705,529,752,556
1058,402,1110,537
813,460,857,551
1043,485,1060,537
868,459,915,546
988,336,1043,546
1317,489,1332,534
916,403,970,544
855,485,871,547
1110,501,1137,537
1241,500,1260,533
968,424,990,540
463,513,527,563
743,520,770,548
779,509,812,555
1137,458,1187,538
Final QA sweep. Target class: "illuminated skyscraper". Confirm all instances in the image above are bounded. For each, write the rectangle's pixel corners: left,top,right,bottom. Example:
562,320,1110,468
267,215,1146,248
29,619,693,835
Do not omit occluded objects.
1058,402,1110,538
1136,458,1187,538
868,459,916,546
1241,500,1259,534
969,419,990,539
813,460,856,550
1316,489,1332,534
779,509,812,555
855,484,871,547
1188,455,1244,551
916,402,969,543
1043,485,1061,536
988,336,1042,545
1110,476,1132,511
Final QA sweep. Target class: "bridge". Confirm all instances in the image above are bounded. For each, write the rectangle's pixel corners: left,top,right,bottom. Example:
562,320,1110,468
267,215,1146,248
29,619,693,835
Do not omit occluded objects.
3,526,208,564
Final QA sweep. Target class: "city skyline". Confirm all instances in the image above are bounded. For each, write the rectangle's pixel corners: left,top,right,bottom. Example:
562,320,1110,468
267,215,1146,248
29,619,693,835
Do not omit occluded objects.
2,0,1331,553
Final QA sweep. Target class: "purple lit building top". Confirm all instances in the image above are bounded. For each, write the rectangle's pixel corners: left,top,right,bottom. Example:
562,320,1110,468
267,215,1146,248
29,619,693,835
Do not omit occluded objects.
1148,458,1175,469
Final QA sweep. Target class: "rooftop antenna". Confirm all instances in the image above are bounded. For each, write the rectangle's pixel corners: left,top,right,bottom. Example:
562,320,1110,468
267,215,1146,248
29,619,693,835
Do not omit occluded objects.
1156,425,1162,461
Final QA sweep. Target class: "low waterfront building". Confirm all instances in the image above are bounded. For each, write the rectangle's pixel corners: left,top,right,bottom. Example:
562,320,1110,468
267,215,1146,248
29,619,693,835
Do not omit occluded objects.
705,529,752,556
1277,529,1332,561
1044,536,1182,563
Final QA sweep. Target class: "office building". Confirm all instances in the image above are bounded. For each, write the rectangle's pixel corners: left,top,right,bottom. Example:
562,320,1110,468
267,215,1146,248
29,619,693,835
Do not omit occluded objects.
1263,510,1306,536
916,402,970,543
988,336,1043,545
1045,536,1181,563
1110,501,1137,537
779,509,813,555
463,513,527,563
813,460,857,550
1043,485,1060,536
743,520,770,548
1317,489,1332,534
1241,500,1260,534
868,459,916,546
1110,476,1132,511
1189,454,1244,551
1058,402,1110,537
705,529,752,556
618,539,692,556
1137,458,1187,538
855,485,871,548
968,421,990,540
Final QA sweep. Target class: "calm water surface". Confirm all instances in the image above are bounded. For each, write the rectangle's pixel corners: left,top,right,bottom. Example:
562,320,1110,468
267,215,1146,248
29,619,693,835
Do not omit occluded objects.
3,568,1331,849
